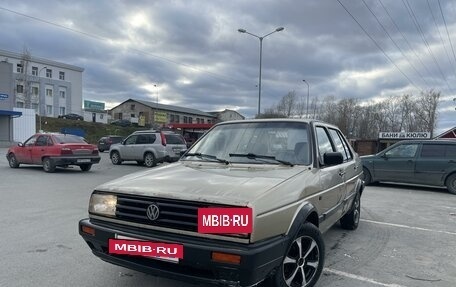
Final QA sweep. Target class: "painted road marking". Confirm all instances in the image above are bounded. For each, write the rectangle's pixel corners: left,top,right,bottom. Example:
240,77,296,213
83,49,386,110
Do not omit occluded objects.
324,268,408,287
361,219,456,236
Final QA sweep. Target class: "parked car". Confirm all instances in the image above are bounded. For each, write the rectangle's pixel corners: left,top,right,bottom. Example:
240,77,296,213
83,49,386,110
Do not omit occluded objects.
79,119,364,287
110,119,131,127
6,133,101,172
162,131,187,161
58,113,84,120
97,135,124,152
109,130,177,167
361,140,456,194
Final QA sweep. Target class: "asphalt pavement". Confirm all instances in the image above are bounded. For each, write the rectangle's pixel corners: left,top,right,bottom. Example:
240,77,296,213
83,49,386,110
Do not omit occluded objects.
0,149,455,287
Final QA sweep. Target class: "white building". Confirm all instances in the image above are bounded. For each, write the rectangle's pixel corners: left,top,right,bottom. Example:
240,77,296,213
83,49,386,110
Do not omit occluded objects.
0,49,84,118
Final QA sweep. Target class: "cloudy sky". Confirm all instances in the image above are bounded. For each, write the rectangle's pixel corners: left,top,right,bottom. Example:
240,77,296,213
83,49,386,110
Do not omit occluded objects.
0,0,455,134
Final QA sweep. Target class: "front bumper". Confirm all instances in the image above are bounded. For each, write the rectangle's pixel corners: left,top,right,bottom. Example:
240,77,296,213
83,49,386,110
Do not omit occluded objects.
50,155,101,166
79,218,288,286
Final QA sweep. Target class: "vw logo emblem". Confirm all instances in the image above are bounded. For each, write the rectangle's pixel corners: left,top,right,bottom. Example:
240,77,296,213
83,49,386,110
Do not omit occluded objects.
146,204,160,221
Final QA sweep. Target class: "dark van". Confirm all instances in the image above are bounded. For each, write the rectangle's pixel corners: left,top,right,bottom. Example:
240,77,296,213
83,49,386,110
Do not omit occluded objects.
361,140,456,194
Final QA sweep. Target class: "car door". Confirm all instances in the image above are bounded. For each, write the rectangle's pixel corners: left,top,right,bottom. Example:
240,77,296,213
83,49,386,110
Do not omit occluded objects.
373,142,419,183
121,135,138,160
315,126,345,225
415,143,455,186
328,128,358,200
18,135,39,163
31,135,50,164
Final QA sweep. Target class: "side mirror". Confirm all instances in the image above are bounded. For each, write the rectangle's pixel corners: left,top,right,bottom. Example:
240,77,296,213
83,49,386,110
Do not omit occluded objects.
18,142,23,147
324,152,343,166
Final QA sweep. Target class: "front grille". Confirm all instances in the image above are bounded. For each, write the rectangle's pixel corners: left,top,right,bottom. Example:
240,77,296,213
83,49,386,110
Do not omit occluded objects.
115,195,224,232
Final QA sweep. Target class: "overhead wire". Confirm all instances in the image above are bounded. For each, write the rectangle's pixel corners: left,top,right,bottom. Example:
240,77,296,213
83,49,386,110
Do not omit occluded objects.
438,0,456,77
362,0,429,88
336,0,422,93
402,0,454,93
426,0,455,81
377,0,435,85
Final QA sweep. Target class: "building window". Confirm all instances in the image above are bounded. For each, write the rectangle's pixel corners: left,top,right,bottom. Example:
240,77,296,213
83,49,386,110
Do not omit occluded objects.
60,90,65,98
189,117,193,124
46,89,53,97
46,105,53,115
183,116,188,123
130,104,135,110
32,87,39,95
175,115,180,123
59,107,65,115
31,103,38,112
46,69,52,78
32,66,38,76
16,102,24,108
16,84,24,93
131,114,135,118
59,71,65,80
196,118,201,124
170,114,175,123
17,63,23,73
100,114,104,119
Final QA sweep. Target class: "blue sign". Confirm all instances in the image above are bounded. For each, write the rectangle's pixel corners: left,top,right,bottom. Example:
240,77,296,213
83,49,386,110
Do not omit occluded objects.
0,93,8,100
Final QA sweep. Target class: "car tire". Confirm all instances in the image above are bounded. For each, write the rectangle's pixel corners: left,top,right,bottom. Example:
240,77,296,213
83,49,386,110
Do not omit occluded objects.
340,191,361,230
42,157,56,173
266,222,324,287
8,153,20,168
363,167,372,185
110,151,122,165
445,173,456,195
80,164,92,172
98,148,104,152
144,152,157,168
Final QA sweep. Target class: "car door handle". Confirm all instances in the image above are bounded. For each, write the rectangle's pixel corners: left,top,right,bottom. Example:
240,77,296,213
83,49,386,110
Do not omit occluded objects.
338,170,346,177
354,164,359,170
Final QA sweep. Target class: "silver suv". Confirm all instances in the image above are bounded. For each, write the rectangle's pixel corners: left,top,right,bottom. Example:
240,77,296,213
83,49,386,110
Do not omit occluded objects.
80,119,364,287
109,130,182,167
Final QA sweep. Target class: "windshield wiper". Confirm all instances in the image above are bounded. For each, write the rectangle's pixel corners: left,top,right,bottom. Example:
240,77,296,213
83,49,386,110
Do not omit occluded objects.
182,152,230,165
229,153,294,166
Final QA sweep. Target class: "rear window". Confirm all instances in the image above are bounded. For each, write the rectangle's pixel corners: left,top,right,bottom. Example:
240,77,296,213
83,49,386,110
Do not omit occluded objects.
165,134,186,144
420,144,445,158
53,134,87,143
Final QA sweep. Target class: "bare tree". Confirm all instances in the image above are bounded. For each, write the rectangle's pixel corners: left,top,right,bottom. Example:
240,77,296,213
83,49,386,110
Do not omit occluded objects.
19,47,32,108
276,91,298,117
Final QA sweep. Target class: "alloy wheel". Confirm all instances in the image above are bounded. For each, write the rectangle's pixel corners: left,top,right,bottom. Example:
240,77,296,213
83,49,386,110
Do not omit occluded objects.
283,236,320,287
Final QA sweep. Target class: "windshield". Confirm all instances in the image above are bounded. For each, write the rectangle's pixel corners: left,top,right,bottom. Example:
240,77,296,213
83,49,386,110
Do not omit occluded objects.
186,121,311,165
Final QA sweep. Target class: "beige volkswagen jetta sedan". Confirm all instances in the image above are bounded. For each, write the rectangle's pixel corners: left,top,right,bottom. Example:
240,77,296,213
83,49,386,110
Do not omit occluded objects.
79,119,364,287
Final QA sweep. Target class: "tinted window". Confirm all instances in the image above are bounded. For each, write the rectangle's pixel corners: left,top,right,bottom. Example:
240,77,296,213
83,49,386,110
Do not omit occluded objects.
36,136,48,146
137,134,156,144
24,135,38,146
53,134,86,143
316,127,335,163
385,144,418,158
124,135,138,145
165,134,186,144
420,144,445,158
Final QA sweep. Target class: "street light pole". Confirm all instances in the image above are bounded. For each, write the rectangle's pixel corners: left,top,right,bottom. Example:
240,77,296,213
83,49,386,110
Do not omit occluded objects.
302,79,309,119
38,66,47,131
238,27,284,116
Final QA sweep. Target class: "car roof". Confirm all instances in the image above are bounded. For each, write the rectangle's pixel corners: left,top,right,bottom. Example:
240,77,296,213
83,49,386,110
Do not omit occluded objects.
398,139,456,144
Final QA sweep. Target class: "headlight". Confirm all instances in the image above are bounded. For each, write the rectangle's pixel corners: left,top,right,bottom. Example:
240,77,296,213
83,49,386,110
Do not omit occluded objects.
89,193,117,216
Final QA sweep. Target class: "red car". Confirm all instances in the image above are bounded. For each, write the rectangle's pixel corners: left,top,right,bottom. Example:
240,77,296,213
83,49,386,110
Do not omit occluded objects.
6,133,101,172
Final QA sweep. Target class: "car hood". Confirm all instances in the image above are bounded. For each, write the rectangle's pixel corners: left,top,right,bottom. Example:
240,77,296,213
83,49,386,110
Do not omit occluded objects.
96,161,308,206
